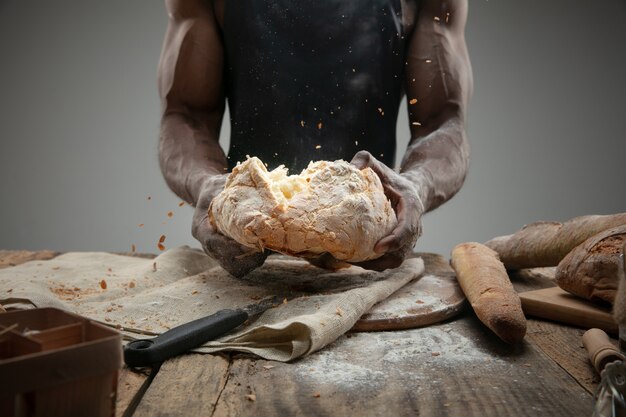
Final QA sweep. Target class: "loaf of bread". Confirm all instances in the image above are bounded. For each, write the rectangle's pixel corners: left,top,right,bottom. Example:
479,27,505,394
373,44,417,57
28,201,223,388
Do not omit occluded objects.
451,242,526,344
209,157,397,262
485,213,626,269
555,225,626,305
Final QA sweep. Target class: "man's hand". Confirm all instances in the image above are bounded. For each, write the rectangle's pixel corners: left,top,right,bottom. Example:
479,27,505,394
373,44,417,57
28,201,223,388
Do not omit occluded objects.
349,150,424,271
192,175,268,278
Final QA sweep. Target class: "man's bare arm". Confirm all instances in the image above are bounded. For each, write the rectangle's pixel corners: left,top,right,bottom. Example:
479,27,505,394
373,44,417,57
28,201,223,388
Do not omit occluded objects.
401,0,473,212
158,0,226,206
157,0,267,277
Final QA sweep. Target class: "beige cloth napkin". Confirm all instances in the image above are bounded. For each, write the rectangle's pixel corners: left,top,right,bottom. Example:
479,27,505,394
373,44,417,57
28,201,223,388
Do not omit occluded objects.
0,246,423,361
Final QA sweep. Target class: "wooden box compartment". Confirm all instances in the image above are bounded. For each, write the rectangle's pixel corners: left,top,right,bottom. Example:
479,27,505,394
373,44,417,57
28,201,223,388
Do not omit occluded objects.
0,308,122,417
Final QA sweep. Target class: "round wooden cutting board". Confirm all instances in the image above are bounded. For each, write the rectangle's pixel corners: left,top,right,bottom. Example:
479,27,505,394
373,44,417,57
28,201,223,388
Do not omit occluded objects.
352,253,466,331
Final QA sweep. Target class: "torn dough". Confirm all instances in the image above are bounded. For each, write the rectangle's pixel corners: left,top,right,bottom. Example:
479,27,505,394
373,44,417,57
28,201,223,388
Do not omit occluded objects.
209,157,397,262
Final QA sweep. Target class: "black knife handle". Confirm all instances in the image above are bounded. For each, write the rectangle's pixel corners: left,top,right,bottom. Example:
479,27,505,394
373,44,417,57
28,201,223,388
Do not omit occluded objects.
124,309,248,367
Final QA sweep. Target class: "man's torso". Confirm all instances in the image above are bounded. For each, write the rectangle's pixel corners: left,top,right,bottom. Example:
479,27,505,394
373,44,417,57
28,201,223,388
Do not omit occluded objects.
214,0,420,172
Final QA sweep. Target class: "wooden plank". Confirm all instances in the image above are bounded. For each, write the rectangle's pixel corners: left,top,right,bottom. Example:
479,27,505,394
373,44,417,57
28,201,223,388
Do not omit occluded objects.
520,287,617,335
353,253,466,331
510,268,602,394
509,267,557,293
116,367,151,417
526,319,600,394
208,316,592,417
0,250,601,414
133,353,230,417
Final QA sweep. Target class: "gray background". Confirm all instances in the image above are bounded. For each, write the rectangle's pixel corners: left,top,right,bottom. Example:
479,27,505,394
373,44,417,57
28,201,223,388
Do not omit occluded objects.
0,1,625,257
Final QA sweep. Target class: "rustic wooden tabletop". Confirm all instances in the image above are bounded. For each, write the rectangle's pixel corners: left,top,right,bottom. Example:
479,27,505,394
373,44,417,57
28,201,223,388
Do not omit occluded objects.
1,250,602,416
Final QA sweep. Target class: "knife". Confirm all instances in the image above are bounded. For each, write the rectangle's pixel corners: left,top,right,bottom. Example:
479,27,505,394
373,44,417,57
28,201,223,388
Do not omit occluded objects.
123,295,281,368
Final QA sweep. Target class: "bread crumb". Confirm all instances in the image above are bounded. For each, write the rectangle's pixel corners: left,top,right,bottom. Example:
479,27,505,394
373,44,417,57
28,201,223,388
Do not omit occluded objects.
158,235,166,251
300,120,305,127
191,290,199,295
262,365,275,370
315,145,322,149
336,306,344,317
409,98,417,105
138,223,144,228
415,299,424,304
523,363,531,367
245,394,256,402
129,281,135,289
313,392,321,398
317,122,322,129
167,211,173,218
178,201,185,207
104,317,112,322
100,279,107,290
431,352,440,357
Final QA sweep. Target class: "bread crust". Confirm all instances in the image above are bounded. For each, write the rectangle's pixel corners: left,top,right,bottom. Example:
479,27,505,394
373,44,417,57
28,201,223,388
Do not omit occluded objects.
555,225,626,305
451,242,526,344
485,214,626,269
209,157,397,262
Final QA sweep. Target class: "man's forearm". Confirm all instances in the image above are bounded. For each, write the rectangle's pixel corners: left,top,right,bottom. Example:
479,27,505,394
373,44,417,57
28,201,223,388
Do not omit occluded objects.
158,110,227,206
400,117,470,213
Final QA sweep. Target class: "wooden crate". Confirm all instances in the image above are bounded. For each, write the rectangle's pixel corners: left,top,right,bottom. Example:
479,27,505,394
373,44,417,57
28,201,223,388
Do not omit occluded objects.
0,308,122,417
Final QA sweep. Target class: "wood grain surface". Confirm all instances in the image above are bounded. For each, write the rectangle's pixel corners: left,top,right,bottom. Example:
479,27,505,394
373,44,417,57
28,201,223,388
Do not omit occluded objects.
354,253,466,331
520,287,617,334
0,250,604,416
140,317,593,417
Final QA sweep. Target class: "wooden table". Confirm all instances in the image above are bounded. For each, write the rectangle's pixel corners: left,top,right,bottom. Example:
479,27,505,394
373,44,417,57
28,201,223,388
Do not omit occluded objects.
1,250,604,416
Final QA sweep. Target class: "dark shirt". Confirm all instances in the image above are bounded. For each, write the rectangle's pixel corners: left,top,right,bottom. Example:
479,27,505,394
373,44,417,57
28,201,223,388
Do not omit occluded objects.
223,0,417,172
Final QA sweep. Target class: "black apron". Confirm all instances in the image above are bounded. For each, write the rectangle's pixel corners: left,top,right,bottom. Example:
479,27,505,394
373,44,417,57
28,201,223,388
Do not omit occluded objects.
223,0,409,172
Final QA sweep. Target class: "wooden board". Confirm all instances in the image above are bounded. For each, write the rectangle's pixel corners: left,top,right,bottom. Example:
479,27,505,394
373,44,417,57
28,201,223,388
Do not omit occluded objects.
354,252,466,331
520,286,617,335
0,250,602,414
138,317,593,417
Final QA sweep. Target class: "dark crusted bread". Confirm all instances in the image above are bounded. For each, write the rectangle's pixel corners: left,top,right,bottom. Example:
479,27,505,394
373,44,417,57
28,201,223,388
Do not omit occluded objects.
555,225,626,305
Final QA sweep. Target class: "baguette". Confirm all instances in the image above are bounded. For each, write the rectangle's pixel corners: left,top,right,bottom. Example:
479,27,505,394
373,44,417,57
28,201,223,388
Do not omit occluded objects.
556,225,626,305
451,242,526,344
485,213,626,269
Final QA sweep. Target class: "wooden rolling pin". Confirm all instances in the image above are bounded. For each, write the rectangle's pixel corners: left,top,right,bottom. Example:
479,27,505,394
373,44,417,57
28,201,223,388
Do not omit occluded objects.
582,328,624,374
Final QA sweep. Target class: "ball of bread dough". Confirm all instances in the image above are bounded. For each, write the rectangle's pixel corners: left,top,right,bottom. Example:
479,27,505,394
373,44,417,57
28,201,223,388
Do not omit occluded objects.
208,157,397,262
